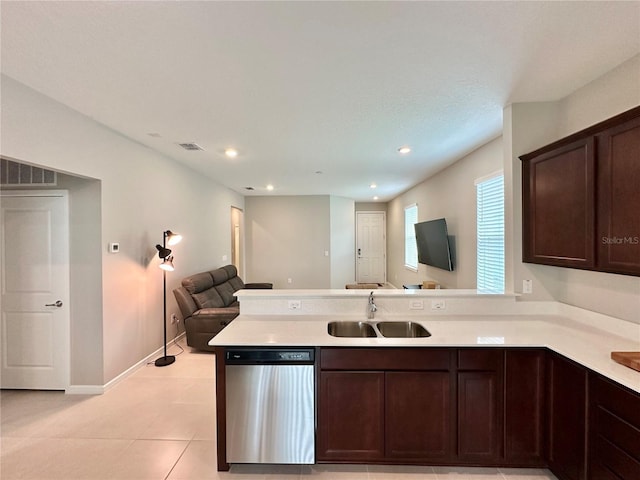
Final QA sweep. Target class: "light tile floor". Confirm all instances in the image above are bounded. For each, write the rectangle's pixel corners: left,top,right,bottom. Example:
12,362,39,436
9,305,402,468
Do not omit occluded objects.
1,338,558,480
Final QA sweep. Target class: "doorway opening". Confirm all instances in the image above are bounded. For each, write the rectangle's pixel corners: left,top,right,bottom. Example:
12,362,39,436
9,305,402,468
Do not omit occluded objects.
231,206,244,277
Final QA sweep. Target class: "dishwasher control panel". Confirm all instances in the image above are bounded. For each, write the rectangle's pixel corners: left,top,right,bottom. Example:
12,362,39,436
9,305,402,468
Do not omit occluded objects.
225,348,315,365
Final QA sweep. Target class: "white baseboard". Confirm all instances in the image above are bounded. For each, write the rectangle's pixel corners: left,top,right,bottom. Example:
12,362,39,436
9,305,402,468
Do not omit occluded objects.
65,333,186,395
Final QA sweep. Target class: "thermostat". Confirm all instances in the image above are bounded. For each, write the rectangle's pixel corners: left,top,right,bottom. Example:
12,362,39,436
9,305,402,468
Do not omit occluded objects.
109,243,120,253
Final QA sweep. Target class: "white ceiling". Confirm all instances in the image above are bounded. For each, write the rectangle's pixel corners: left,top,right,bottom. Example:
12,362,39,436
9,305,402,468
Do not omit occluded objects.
2,1,639,201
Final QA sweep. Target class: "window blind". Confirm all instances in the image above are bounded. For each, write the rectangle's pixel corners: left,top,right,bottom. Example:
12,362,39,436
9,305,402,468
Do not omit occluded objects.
476,175,505,293
404,204,418,270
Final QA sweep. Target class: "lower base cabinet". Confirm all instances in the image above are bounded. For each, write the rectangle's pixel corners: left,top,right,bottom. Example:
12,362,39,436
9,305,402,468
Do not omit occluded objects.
589,374,640,480
317,347,546,466
547,352,588,480
315,347,639,477
317,348,454,463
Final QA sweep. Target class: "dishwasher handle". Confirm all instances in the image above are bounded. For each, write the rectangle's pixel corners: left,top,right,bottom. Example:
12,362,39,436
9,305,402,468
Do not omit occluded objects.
225,348,315,365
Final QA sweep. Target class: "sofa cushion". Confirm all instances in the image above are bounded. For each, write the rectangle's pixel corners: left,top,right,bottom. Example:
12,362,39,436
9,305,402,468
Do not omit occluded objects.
210,268,229,286
182,272,214,294
228,275,244,292
192,288,225,309
215,282,237,307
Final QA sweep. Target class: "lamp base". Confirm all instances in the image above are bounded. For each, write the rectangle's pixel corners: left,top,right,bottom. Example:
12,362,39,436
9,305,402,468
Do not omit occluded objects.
154,355,176,367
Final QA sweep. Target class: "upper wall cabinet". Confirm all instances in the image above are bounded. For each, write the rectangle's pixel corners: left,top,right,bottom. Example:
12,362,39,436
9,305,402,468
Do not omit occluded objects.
521,106,640,277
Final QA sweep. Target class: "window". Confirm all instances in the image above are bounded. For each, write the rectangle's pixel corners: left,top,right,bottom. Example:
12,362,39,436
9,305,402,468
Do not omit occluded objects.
476,174,505,293
404,204,418,270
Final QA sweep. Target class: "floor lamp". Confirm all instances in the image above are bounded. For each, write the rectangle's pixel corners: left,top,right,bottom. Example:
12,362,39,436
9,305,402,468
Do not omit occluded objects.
155,230,182,367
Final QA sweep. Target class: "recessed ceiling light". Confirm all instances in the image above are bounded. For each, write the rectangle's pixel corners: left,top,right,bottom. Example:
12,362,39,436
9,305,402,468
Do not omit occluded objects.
373,196,379,201
266,184,274,191
398,146,411,155
370,183,377,189
225,148,238,158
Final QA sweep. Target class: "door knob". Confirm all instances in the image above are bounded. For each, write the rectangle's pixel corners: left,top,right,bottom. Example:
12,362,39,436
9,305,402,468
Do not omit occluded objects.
45,300,63,307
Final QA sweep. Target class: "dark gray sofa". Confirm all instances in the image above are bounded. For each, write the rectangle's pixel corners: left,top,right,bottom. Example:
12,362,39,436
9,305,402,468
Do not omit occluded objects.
173,264,272,351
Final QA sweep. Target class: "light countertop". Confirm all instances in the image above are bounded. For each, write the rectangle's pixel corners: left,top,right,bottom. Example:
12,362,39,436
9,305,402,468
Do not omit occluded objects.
210,313,640,394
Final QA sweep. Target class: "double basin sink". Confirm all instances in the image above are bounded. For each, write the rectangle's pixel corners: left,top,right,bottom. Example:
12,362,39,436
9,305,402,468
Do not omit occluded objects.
328,320,430,338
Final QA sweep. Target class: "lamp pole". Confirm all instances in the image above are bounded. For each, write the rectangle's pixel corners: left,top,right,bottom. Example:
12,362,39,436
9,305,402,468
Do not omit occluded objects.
155,231,176,367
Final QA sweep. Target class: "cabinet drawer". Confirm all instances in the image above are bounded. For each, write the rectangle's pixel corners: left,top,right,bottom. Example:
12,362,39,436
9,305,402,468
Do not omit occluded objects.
320,348,451,371
458,348,503,370
593,407,640,461
591,375,640,429
591,434,640,480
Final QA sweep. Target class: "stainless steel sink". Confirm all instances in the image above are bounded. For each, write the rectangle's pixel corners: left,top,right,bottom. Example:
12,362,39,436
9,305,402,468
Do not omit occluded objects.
376,321,431,338
328,321,377,338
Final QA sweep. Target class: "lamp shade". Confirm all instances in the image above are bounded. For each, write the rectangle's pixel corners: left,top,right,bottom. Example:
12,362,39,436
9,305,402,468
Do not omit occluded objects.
165,230,182,246
159,256,175,271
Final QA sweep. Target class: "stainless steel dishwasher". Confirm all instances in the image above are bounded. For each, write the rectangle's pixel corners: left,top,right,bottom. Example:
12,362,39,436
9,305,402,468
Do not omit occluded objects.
225,348,315,464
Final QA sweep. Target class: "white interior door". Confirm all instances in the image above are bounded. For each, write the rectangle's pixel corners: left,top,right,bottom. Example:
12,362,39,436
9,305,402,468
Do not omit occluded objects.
356,212,386,284
1,191,70,390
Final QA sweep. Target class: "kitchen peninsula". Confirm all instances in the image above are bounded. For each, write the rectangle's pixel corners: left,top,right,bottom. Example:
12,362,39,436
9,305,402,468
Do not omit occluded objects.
210,289,640,480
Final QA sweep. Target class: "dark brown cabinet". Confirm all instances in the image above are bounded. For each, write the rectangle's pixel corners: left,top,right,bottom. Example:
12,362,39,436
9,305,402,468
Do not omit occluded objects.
521,106,640,276
522,138,595,268
589,374,640,480
317,348,454,463
317,371,385,461
547,352,588,480
596,114,640,275
457,349,504,463
317,347,549,467
504,349,546,466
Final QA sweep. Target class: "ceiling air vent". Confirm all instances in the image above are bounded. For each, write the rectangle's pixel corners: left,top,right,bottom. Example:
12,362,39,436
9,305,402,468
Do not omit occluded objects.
178,142,204,151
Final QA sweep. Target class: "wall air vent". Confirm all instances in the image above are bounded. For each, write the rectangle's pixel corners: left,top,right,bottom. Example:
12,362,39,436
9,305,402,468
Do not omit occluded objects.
178,142,204,151
1,158,57,186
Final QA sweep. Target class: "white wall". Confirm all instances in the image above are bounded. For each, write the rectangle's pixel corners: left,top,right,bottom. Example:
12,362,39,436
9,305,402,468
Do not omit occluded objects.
507,54,640,323
330,196,356,288
1,75,244,385
245,195,357,289
245,196,332,288
387,137,503,289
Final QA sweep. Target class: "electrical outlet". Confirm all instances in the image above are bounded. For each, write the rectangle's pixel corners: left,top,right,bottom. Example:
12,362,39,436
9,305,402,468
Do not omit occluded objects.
523,279,533,294
431,299,446,311
288,300,302,310
409,300,424,310
171,313,178,324
287,278,293,284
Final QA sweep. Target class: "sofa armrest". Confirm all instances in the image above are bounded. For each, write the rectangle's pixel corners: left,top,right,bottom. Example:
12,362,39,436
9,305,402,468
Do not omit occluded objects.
173,286,199,319
245,282,273,289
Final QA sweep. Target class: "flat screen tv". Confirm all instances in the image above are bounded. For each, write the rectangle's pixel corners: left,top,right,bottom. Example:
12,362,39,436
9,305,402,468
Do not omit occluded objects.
414,218,454,271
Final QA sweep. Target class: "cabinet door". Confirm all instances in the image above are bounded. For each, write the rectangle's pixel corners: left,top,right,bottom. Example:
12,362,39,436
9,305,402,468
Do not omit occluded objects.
522,137,595,268
386,371,453,461
504,349,545,466
457,349,504,463
547,353,587,480
317,371,384,461
596,115,640,275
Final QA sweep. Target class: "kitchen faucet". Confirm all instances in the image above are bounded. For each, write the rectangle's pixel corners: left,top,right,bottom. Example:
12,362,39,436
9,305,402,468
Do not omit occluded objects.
367,291,377,319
